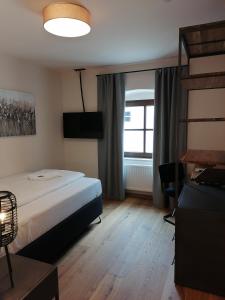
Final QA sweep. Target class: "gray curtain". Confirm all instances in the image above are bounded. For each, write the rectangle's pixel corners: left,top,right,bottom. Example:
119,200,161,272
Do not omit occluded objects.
97,73,126,200
153,67,187,208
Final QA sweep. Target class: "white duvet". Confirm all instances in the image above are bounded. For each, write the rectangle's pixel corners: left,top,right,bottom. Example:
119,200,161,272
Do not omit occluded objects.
0,169,85,207
0,170,102,255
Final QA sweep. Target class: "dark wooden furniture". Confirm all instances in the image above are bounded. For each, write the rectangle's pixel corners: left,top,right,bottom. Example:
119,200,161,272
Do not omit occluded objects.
18,195,103,264
175,183,225,296
0,254,59,300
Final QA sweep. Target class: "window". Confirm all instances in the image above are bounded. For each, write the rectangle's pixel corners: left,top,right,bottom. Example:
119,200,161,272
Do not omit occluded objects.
124,99,154,158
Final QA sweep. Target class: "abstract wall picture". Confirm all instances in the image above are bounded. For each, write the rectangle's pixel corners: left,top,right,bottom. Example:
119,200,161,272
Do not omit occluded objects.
0,89,36,137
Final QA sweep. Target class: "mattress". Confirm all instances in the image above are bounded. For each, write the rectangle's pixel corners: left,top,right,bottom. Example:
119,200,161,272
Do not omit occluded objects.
0,169,85,207
0,171,102,254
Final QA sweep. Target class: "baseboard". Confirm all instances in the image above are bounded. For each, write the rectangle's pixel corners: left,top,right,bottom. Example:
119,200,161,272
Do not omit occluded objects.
125,189,153,200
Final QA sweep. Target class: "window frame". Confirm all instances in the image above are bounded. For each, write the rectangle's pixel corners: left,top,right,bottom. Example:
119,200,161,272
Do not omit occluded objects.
124,99,154,159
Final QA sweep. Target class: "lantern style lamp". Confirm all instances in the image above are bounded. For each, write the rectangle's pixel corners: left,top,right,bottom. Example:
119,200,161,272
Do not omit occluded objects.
0,191,18,288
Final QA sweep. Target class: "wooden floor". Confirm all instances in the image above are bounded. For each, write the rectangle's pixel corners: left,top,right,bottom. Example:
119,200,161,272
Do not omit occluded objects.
57,198,225,300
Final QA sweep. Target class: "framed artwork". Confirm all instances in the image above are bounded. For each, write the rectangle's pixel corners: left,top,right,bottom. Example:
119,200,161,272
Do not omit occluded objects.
0,89,36,137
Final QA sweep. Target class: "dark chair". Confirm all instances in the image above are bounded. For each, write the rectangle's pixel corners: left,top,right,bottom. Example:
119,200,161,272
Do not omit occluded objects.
158,162,185,225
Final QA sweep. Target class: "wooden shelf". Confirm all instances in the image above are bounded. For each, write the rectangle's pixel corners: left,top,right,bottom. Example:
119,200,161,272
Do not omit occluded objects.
180,20,225,58
181,149,225,166
181,72,225,90
180,117,225,123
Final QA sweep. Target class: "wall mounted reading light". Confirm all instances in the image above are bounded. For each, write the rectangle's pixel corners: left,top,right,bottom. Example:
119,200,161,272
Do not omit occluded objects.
43,2,91,37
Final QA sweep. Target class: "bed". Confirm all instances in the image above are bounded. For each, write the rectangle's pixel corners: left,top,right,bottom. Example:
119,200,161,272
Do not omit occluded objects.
0,169,102,263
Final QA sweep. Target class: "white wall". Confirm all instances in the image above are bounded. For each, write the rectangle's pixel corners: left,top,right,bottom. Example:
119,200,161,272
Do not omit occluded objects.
188,55,225,151
62,69,99,178
0,54,64,178
61,56,178,178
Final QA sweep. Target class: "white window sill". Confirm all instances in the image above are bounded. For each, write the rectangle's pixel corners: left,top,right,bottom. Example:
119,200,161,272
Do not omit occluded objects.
124,157,152,166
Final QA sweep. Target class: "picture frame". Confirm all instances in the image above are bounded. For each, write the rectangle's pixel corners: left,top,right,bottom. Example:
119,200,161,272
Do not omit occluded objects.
0,89,36,137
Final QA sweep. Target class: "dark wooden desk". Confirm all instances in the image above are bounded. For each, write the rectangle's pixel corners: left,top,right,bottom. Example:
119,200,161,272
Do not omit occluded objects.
0,254,59,300
175,183,225,297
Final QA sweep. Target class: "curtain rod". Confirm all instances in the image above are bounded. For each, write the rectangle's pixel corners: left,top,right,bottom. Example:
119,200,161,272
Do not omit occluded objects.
96,64,188,77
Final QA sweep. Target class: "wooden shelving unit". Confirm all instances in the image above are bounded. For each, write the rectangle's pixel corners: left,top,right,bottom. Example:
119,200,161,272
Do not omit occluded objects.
175,21,225,295
174,20,225,198
180,20,225,59
180,20,225,90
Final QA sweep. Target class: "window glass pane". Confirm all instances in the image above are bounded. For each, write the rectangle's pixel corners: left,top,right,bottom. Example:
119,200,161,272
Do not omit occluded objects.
146,131,154,153
124,107,144,129
124,131,144,152
146,106,154,129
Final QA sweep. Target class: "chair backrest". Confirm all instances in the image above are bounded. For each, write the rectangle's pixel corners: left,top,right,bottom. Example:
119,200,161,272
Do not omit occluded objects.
158,162,185,185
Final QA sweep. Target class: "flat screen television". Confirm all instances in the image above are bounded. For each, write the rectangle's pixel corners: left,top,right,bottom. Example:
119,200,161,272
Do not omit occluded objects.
63,112,103,139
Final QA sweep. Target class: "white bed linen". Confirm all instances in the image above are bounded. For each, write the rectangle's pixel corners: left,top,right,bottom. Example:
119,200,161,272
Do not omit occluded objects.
27,169,64,181
7,177,102,254
0,169,85,207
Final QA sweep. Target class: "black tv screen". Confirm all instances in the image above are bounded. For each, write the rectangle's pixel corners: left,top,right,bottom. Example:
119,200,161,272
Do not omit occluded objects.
63,112,103,139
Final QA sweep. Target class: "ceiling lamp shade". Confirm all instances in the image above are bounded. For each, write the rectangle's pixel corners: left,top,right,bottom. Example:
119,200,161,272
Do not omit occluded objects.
43,2,91,37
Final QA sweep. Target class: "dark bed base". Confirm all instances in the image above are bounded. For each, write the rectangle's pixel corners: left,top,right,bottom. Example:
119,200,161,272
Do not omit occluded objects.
17,195,103,264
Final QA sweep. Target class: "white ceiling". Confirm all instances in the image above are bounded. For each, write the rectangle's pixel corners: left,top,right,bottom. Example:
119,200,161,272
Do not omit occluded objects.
0,0,225,68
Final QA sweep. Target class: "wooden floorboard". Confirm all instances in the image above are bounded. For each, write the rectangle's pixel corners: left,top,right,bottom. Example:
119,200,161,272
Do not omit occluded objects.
57,198,225,300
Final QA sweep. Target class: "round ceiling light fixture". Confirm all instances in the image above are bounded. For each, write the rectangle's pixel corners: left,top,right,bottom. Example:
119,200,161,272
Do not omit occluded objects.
43,2,91,38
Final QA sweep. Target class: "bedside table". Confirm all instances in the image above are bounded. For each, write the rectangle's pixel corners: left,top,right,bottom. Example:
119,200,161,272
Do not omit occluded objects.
0,254,59,300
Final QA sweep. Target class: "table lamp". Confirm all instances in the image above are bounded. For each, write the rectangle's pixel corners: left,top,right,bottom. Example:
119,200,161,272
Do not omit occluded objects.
0,191,18,287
